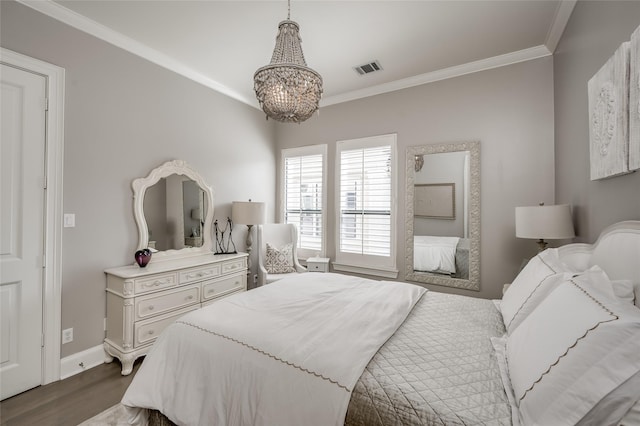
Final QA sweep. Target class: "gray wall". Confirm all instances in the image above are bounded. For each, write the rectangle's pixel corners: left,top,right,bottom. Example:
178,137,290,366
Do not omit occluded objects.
414,151,466,238
555,1,640,240
1,0,276,357
276,57,556,299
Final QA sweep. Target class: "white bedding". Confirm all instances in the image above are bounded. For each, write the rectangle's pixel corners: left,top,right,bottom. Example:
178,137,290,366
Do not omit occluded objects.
122,273,426,426
413,235,459,274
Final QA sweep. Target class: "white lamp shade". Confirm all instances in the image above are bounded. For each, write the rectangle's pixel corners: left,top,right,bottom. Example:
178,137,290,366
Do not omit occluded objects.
232,201,266,225
515,204,575,240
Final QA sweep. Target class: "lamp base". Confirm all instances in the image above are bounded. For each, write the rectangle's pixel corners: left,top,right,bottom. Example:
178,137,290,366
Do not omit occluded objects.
536,239,548,252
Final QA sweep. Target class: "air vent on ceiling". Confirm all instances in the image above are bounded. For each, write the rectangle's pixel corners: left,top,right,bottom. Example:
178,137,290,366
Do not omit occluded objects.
354,60,382,76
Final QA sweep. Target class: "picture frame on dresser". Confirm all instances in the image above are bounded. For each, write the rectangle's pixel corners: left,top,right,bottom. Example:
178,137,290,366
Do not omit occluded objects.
104,160,248,375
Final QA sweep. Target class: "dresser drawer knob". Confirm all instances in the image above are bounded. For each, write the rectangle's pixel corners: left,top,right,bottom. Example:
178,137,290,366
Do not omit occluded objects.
186,295,194,300
208,289,214,294
148,330,154,335
148,305,154,310
144,279,168,288
187,270,212,279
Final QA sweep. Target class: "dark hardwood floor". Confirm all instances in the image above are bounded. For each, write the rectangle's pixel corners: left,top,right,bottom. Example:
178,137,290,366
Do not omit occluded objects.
1,360,141,426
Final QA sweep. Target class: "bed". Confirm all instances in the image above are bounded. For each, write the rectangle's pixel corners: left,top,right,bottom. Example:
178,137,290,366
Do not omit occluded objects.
122,221,640,426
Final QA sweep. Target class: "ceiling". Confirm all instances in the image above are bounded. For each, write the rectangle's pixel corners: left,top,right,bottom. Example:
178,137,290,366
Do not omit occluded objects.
21,0,576,110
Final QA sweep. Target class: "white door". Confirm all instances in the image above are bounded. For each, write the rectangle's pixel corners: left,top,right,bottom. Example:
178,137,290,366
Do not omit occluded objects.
0,63,47,400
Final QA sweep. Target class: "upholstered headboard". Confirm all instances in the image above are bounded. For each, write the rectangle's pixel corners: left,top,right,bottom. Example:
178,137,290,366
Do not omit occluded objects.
558,221,640,305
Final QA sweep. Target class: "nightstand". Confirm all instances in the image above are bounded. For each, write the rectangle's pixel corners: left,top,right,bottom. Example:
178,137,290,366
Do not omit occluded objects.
306,257,330,273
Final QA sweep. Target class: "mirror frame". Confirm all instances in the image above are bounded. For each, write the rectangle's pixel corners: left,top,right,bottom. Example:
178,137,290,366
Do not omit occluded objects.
405,141,480,291
132,160,215,261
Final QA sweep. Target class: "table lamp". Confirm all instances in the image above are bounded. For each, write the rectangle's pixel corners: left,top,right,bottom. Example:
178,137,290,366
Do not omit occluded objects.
515,203,575,251
231,200,266,270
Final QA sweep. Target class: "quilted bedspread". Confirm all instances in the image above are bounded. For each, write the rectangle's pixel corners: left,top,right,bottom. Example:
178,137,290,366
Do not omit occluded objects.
345,291,511,425
147,290,511,426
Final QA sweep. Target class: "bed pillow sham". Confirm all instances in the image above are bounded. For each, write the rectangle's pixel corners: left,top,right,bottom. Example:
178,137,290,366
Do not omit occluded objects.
611,279,636,305
500,248,572,334
504,266,640,426
265,243,296,274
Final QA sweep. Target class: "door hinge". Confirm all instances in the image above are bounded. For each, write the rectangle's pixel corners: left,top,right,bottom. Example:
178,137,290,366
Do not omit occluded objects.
41,334,45,347
42,253,46,268
44,97,49,111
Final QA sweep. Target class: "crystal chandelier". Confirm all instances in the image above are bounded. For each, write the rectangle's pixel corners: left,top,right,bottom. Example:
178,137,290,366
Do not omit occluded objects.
254,1,323,123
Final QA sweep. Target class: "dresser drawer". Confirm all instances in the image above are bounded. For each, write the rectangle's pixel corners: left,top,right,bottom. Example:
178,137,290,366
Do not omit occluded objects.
222,258,246,275
134,273,177,295
135,285,200,320
202,273,246,301
134,304,199,347
179,264,221,284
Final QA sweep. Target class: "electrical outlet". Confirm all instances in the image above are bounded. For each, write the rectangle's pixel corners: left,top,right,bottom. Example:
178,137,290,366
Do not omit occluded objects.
62,328,73,344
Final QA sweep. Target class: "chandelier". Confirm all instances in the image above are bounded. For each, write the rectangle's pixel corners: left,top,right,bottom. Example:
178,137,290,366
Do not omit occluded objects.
254,1,323,123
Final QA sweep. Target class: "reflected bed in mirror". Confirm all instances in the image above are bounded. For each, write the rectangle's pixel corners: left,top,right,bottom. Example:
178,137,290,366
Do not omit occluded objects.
133,160,215,261
405,142,480,291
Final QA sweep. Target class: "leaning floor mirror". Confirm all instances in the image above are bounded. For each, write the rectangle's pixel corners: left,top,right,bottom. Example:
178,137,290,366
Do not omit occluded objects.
405,141,480,291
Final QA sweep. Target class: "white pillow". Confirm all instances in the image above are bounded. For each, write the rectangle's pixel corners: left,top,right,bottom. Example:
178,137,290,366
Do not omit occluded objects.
506,266,640,425
611,279,636,305
501,249,572,334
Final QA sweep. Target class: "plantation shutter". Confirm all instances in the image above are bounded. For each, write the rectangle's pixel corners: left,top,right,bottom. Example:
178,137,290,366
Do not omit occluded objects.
339,145,391,257
284,153,323,253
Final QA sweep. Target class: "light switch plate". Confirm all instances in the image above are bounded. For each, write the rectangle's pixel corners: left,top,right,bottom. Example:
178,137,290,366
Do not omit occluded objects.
63,214,75,228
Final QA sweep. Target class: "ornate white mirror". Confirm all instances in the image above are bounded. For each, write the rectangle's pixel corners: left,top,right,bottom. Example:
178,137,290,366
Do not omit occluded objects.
133,160,215,261
405,141,480,290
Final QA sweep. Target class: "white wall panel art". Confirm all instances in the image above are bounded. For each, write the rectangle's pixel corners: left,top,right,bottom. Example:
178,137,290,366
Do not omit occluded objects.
630,25,640,171
588,41,630,180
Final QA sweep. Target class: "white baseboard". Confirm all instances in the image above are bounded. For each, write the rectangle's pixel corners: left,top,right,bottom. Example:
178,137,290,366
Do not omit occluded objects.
60,344,106,379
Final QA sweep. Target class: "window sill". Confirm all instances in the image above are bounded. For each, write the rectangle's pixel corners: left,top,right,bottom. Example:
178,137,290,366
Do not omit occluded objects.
332,263,398,279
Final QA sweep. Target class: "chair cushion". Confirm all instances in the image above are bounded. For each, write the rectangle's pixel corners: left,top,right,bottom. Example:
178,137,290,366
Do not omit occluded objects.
265,272,300,284
265,243,296,274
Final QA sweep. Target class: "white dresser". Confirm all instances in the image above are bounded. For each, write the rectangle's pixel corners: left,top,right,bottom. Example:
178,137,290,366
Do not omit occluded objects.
104,252,247,375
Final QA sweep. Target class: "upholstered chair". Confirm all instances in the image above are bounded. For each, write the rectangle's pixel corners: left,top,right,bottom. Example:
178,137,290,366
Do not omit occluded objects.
257,224,307,286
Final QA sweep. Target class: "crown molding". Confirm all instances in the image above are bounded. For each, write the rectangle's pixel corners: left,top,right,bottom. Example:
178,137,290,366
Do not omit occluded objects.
16,0,258,109
17,0,570,110
544,0,577,53
321,45,552,107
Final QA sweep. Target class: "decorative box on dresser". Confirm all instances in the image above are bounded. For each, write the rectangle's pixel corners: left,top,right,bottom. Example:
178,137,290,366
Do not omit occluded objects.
104,252,247,375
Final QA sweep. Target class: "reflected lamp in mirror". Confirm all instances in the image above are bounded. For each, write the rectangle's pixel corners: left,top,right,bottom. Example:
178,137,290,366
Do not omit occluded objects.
515,204,575,252
232,200,266,269
414,155,424,172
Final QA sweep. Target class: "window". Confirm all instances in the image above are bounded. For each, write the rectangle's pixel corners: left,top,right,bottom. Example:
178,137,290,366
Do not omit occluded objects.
335,134,397,277
281,145,327,259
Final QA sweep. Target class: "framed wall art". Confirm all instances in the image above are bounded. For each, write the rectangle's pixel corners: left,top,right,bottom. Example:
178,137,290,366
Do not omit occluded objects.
630,25,640,171
588,41,630,180
414,183,455,219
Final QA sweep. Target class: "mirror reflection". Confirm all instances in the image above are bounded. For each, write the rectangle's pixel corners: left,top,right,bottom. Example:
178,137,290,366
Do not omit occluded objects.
405,142,480,291
132,159,215,261
413,151,469,279
143,176,207,251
